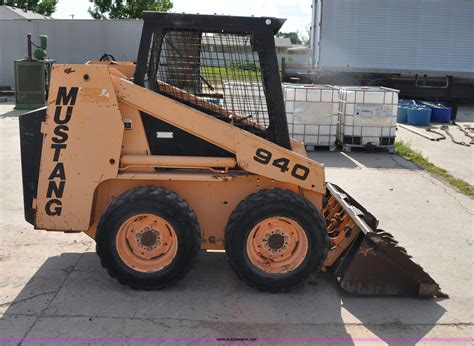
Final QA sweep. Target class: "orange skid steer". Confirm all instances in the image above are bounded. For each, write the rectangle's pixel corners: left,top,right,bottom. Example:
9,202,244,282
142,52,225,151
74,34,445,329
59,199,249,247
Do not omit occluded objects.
19,12,443,296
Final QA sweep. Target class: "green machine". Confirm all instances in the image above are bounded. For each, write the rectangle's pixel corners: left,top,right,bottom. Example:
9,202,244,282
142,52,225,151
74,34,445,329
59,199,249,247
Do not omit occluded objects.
14,34,55,110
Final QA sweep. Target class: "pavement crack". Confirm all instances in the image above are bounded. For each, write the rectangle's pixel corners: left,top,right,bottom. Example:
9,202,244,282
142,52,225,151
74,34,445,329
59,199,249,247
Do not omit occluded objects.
421,171,474,215
18,245,90,345
8,312,472,328
0,291,57,308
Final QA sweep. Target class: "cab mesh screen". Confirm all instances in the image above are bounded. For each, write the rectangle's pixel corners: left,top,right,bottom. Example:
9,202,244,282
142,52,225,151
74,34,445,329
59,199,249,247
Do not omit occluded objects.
145,30,270,130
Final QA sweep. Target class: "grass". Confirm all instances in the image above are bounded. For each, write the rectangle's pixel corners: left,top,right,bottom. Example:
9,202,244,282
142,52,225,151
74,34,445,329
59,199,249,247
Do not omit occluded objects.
395,140,474,197
200,66,261,83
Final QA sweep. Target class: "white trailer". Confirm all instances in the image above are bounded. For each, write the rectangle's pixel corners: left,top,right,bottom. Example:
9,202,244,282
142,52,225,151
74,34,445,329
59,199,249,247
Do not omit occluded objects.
286,0,474,100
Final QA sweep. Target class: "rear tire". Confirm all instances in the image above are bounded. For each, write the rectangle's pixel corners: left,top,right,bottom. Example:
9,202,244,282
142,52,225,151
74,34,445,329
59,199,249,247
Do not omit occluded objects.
225,189,328,292
96,186,200,289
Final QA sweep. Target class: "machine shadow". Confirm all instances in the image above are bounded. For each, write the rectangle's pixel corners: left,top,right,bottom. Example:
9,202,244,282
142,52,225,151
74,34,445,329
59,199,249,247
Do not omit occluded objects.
309,151,359,169
2,251,445,343
307,151,421,170
0,102,25,119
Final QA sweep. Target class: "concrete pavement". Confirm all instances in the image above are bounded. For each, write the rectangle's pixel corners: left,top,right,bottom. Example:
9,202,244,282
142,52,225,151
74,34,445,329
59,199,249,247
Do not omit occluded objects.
396,104,474,185
0,100,472,344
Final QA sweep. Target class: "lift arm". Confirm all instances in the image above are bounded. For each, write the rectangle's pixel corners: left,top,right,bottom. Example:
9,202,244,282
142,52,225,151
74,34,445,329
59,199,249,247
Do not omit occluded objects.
111,75,326,194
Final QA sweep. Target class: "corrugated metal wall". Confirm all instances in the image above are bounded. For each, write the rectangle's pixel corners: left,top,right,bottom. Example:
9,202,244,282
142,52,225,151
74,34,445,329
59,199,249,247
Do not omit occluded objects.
0,19,143,87
0,19,291,87
317,0,474,75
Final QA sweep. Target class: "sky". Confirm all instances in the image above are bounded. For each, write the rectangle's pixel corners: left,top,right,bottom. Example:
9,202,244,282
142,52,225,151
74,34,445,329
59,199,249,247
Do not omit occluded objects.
53,0,313,34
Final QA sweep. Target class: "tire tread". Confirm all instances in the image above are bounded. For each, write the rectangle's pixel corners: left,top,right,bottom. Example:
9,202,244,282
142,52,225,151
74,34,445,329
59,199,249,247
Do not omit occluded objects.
224,188,329,292
96,186,200,290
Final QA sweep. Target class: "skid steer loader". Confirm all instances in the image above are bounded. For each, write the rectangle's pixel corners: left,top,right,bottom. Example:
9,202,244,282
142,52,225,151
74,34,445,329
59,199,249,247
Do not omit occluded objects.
19,12,444,296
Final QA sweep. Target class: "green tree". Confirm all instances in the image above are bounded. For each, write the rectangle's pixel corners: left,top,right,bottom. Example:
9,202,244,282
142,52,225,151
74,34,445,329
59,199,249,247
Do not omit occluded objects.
277,29,312,46
301,26,311,47
89,0,173,20
276,32,302,45
1,0,57,16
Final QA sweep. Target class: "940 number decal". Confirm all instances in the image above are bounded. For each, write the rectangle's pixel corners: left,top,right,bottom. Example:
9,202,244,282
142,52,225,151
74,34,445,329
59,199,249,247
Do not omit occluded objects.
253,148,310,181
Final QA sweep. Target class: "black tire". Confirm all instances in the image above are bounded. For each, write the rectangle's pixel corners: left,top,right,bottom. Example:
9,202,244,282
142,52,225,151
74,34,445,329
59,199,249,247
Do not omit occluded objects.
96,186,200,289
225,189,329,292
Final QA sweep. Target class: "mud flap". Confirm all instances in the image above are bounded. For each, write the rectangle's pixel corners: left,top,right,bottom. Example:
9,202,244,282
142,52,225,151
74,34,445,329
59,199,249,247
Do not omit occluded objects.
19,107,46,226
326,183,446,298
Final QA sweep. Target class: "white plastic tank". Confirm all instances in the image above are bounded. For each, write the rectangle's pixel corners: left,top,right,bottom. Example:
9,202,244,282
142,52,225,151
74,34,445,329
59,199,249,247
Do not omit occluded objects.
337,86,399,148
283,84,339,148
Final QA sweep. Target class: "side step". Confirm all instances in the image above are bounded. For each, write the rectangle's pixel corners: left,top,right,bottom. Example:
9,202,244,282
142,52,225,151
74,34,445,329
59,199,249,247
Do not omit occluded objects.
325,183,446,298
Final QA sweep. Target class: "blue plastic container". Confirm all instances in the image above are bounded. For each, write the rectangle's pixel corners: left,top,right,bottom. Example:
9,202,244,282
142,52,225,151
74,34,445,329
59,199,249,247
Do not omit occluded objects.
431,105,452,123
397,99,417,123
397,105,408,123
407,106,432,126
419,101,451,123
399,99,412,105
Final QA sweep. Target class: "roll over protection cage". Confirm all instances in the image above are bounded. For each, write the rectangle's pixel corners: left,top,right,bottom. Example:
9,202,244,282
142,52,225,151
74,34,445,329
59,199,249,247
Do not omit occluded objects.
133,12,292,150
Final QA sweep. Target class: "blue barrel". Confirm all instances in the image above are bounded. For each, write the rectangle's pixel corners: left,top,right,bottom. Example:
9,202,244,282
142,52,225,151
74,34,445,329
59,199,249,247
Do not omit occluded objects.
397,99,415,123
419,101,452,123
407,106,432,126
397,105,408,123
431,105,451,123
399,99,412,107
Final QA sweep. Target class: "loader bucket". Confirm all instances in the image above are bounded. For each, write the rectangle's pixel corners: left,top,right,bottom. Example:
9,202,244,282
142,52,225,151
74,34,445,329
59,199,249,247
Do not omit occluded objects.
325,183,446,298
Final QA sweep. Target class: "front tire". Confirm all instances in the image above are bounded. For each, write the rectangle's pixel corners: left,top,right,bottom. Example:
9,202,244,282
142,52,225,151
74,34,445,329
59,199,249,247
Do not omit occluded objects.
96,186,200,289
225,189,329,292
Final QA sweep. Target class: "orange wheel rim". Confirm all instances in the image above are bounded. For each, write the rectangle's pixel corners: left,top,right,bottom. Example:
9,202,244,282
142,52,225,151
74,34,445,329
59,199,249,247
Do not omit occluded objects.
246,216,309,274
116,214,178,273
